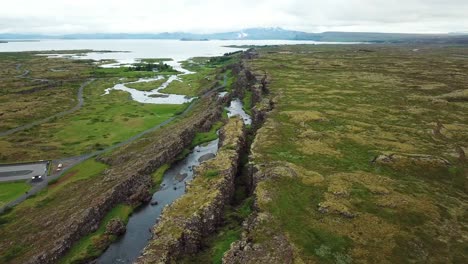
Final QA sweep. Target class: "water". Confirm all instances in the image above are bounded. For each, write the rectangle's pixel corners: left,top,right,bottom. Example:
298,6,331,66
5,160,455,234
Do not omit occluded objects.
0,39,341,64
226,98,252,125
103,75,194,105
98,138,219,264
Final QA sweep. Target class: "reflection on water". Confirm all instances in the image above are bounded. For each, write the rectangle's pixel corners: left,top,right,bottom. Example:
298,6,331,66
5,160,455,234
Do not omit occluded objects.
226,98,252,125
102,74,194,105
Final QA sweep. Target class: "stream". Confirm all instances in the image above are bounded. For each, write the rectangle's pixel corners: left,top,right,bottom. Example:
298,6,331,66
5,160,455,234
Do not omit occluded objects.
102,61,195,105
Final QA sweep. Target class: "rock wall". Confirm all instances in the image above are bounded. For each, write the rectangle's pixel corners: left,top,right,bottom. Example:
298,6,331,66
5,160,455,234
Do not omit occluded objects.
135,117,246,264
26,96,222,264
222,53,296,264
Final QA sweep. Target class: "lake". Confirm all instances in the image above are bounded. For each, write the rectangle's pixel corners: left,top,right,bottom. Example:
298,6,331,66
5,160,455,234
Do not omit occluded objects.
0,39,348,63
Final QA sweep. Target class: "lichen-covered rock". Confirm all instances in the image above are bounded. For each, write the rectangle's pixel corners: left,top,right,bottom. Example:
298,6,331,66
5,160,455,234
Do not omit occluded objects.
105,218,126,236
129,185,152,205
373,153,451,168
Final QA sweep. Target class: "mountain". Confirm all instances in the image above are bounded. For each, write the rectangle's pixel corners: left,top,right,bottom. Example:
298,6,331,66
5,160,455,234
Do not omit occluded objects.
1,27,467,44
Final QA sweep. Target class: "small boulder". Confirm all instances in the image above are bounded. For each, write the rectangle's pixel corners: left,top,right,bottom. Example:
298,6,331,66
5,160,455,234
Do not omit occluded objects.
129,186,152,205
105,218,126,236
198,153,216,163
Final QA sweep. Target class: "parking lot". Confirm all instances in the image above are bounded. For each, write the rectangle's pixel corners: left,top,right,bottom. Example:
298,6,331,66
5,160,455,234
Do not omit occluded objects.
0,161,49,182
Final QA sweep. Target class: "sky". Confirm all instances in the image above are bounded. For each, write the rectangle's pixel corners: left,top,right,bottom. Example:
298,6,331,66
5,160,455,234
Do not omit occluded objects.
1,0,467,34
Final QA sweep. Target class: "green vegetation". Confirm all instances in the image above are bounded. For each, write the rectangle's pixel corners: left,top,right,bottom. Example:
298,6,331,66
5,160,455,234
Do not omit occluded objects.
60,204,133,264
138,58,173,63
191,121,223,148
51,159,108,186
91,67,159,78
224,70,235,93
242,89,253,115
125,78,167,91
204,169,220,178
161,68,216,96
0,181,30,207
238,45,468,262
151,164,170,191
128,62,177,72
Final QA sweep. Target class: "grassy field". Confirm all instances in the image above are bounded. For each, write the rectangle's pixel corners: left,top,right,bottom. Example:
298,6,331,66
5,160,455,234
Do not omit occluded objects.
0,52,92,131
0,77,188,162
237,45,468,263
0,181,30,207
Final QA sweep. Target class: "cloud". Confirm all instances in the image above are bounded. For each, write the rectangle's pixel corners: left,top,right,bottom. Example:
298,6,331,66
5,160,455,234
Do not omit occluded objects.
0,0,467,34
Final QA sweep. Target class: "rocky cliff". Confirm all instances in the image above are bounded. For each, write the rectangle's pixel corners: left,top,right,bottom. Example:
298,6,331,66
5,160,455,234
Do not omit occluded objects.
135,117,246,264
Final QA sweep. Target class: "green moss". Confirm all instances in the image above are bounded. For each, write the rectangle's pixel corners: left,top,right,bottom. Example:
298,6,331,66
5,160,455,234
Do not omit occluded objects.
190,121,223,149
151,164,170,191
205,169,220,178
242,89,253,116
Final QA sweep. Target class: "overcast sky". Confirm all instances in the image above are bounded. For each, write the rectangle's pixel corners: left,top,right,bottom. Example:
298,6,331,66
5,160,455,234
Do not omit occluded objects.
1,0,467,34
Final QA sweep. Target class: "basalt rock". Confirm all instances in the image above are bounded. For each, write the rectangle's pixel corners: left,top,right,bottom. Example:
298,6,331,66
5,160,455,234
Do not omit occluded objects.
105,218,126,236
129,185,152,206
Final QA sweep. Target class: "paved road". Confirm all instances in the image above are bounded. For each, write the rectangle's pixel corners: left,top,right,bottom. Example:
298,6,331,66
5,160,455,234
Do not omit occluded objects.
0,162,48,182
0,78,95,137
0,73,227,213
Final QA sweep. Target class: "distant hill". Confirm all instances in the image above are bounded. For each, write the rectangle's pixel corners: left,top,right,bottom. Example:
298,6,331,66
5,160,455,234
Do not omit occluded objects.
1,27,467,44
